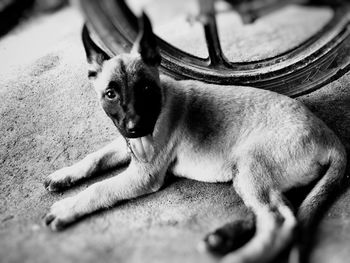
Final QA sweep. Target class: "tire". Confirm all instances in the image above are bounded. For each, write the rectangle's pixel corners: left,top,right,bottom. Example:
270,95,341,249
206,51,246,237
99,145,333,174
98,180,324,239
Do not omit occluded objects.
0,0,34,36
79,0,350,97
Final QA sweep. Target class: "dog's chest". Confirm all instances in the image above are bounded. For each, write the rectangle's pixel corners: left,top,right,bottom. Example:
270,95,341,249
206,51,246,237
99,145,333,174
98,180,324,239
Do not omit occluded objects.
170,146,232,183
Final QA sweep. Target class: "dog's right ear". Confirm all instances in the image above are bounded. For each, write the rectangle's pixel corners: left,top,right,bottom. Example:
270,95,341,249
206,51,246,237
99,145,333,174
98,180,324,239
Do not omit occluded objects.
82,24,110,79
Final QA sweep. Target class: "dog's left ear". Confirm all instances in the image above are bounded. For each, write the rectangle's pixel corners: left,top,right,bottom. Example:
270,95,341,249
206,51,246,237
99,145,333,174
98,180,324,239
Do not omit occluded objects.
133,12,161,67
82,24,110,79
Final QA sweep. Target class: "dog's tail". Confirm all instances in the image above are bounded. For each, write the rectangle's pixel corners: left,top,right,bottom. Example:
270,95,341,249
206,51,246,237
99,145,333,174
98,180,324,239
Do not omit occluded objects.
290,141,347,263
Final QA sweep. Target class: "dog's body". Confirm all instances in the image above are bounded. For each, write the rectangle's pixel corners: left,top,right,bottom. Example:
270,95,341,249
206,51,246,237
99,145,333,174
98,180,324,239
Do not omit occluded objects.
44,14,347,263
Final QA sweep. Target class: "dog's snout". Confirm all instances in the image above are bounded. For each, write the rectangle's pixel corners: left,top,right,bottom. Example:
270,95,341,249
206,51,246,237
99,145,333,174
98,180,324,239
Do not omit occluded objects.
125,114,142,133
126,119,137,133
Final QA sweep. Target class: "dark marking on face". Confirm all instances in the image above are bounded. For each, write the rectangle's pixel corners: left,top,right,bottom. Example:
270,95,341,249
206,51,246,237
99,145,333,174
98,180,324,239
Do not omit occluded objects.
101,57,162,138
119,60,128,107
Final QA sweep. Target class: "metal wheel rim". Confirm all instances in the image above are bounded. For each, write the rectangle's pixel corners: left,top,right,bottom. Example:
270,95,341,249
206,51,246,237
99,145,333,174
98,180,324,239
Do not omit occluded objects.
80,0,350,97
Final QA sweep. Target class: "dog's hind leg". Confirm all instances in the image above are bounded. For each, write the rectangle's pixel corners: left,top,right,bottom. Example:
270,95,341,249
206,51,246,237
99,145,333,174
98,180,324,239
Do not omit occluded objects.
220,163,297,263
44,136,130,192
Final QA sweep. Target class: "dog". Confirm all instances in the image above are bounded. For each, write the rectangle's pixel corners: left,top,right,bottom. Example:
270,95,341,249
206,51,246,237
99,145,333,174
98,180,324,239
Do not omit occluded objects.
44,13,347,263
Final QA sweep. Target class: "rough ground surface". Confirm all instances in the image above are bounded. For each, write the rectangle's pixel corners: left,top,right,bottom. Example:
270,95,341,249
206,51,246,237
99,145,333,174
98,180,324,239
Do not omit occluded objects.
1,5,350,263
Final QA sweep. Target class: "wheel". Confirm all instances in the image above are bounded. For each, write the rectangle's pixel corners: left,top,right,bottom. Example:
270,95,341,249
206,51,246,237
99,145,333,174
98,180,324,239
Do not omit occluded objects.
78,0,350,97
0,0,34,36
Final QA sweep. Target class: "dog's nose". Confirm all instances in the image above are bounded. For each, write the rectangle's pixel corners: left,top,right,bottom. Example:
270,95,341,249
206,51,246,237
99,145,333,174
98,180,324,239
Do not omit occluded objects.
126,119,138,133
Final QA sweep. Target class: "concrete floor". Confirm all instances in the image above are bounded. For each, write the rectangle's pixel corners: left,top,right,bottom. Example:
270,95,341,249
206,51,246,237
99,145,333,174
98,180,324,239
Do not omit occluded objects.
1,3,350,263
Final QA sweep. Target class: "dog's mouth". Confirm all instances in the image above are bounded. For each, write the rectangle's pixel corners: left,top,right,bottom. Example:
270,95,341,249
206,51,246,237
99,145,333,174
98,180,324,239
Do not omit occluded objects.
111,118,156,162
128,134,155,163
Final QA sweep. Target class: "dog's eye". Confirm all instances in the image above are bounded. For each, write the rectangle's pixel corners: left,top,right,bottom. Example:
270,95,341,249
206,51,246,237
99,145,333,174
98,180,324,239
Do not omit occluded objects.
143,86,152,93
105,89,117,100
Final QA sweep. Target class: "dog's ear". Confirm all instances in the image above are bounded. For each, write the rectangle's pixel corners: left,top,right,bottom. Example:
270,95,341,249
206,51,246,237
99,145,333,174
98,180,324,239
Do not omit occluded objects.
82,24,110,79
133,12,161,67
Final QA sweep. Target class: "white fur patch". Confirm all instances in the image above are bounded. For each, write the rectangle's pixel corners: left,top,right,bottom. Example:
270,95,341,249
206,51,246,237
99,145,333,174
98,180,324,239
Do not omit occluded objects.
171,147,232,183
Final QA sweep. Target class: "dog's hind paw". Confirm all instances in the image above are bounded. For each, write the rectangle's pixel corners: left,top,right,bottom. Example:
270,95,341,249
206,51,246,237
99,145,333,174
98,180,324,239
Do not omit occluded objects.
200,219,256,255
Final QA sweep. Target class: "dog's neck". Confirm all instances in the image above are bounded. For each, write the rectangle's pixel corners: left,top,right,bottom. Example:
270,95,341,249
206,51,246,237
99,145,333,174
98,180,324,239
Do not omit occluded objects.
149,75,189,143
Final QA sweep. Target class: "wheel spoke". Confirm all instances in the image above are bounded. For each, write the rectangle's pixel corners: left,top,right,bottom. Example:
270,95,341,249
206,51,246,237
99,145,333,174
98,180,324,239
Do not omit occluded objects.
198,0,227,66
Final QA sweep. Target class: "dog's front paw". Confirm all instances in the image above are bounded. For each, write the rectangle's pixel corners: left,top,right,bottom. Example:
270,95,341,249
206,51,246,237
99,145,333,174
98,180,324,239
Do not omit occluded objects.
44,167,78,192
44,196,79,231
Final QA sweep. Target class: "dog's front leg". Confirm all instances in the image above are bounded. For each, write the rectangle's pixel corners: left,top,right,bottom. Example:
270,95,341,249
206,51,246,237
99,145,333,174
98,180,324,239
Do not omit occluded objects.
44,136,130,191
45,162,166,231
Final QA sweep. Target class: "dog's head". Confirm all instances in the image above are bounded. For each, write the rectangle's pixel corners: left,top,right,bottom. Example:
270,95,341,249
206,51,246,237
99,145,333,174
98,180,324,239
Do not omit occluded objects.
82,13,162,139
